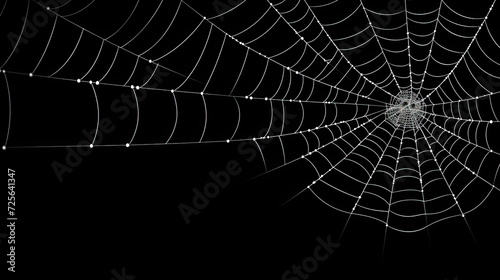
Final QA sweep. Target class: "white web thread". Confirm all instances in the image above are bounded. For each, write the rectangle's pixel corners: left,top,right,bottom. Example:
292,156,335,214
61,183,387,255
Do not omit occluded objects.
0,0,499,234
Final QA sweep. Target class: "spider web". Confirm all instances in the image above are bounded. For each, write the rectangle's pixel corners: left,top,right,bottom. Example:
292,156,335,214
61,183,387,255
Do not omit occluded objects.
1,0,499,235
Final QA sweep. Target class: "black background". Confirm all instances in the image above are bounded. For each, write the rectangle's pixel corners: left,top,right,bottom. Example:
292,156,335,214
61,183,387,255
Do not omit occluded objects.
1,1,499,280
